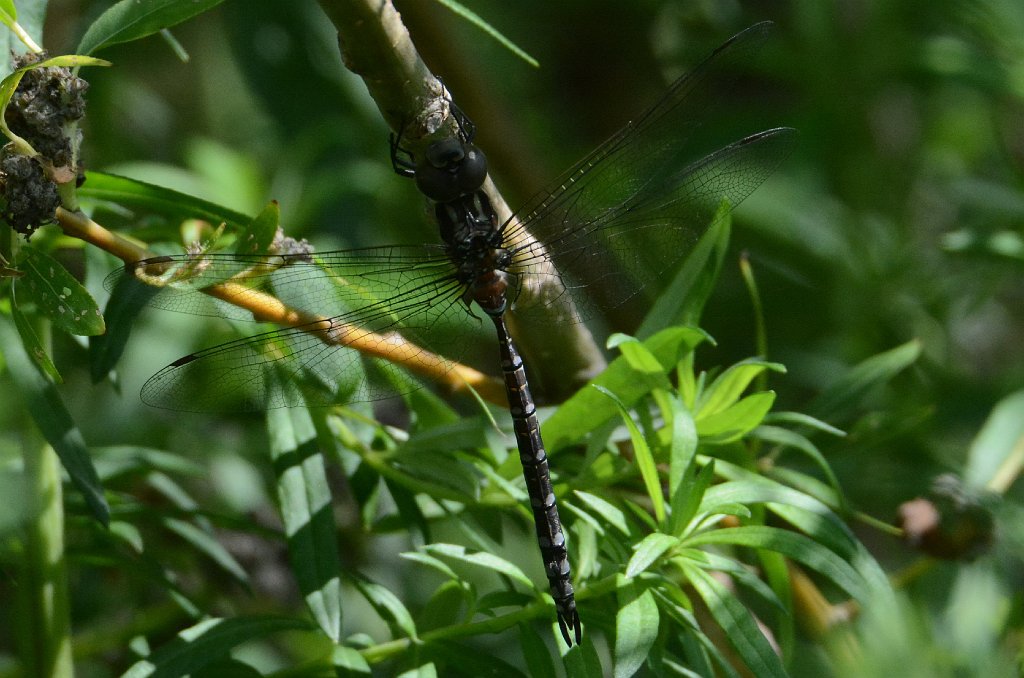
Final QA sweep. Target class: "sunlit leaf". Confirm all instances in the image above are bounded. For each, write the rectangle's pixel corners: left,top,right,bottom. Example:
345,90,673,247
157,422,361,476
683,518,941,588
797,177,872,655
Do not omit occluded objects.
0,0,16,27
614,579,659,678
422,543,534,590
543,325,708,451
15,246,104,336
963,389,1024,492
626,532,679,577
686,526,867,602
697,392,775,442
697,358,784,418
684,565,787,678
121,616,311,678
267,398,343,642
431,0,538,68
77,0,229,55
595,384,665,523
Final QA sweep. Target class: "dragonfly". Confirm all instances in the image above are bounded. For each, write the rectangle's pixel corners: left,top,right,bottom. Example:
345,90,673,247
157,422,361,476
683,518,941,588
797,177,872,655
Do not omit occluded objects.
108,22,795,646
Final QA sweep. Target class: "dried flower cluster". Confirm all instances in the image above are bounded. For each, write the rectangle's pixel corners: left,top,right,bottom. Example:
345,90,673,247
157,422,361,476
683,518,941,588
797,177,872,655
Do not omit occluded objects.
2,51,89,236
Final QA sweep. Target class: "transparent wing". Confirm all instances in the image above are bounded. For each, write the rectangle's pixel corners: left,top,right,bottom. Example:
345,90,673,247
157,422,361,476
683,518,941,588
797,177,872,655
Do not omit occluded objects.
502,22,796,320
108,247,472,412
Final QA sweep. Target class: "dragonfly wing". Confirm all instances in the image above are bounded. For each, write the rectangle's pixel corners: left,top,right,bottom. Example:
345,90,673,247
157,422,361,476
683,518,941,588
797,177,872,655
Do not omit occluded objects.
509,128,797,318
118,247,473,412
502,22,793,321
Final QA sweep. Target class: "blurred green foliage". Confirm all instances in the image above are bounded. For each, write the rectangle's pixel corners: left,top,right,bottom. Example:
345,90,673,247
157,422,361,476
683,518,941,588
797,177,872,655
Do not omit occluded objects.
0,0,1022,675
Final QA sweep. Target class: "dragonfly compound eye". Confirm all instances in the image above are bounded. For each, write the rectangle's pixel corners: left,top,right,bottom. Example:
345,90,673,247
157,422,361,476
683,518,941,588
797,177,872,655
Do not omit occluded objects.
456,144,488,193
416,138,488,203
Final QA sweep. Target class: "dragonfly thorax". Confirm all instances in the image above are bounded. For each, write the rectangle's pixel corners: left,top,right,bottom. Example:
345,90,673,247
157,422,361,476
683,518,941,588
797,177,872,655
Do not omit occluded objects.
437,191,499,252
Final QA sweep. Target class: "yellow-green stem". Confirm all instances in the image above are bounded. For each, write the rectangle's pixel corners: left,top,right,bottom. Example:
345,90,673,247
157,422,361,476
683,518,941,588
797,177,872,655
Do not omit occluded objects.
18,430,74,677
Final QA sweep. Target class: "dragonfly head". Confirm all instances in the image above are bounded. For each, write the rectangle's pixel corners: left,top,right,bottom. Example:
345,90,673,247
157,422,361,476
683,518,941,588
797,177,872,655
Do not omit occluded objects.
415,137,488,203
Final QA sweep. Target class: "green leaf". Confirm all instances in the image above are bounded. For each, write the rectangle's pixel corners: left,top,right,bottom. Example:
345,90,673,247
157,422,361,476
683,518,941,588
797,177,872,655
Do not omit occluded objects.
607,333,675,394
432,0,539,68
192,658,263,677
234,200,280,255
78,171,252,229
0,0,16,28
594,384,665,523
0,314,109,525
351,575,418,639
331,645,372,675
810,340,922,420
670,460,715,536
573,490,629,535
77,0,229,55
697,391,776,443
563,632,603,676
684,565,787,678
697,358,784,419
752,425,846,505
762,411,845,437
667,395,698,501
681,549,787,615
686,526,867,603
267,400,343,642
543,325,708,451
121,616,312,678
638,203,732,337
519,623,558,678
400,551,460,581
625,532,680,577
163,518,249,586
10,299,61,382
396,664,438,678
614,579,659,678
14,247,104,336
422,543,535,590
418,581,468,632
963,389,1024,492
88,265,162,381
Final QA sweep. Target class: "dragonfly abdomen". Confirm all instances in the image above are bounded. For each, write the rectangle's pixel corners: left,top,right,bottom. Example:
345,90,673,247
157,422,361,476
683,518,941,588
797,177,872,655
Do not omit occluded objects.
492,313,581,645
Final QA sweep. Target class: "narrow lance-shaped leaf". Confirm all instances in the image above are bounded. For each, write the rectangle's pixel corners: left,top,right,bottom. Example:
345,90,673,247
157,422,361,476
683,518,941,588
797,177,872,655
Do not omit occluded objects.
963,389,1024,492
0,315,109,525
684,564,787,678
809,340,922,421
15,247,105,336
685,525,868,603
696,358,785,420
0,0,16,28
594,384,666,524
697,391,776,443
626,532,680,577
432,0,539,68
351,575,418,640
77,0,230,55
614,578,660,678
637,202,732,337
542,325,708,451
667,393,697,507
121,616,312,678
422,543,535,590
10,299,61,382
266,389,343,642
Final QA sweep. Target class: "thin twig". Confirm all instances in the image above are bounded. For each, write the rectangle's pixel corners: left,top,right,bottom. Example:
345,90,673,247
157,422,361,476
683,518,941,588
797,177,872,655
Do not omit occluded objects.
56,207,505,404
316,0,608,400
